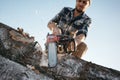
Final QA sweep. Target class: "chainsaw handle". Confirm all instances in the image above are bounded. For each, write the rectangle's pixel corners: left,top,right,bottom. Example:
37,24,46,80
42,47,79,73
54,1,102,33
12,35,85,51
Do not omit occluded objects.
46,33,76,54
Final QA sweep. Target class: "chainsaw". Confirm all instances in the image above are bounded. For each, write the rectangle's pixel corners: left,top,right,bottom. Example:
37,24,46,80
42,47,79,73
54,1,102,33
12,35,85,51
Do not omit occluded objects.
45,33,76,67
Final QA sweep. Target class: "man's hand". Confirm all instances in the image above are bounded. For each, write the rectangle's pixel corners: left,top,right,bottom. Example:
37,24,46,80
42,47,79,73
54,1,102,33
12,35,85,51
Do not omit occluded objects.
67,41,75,52
52,27,61,35
48,22,61,35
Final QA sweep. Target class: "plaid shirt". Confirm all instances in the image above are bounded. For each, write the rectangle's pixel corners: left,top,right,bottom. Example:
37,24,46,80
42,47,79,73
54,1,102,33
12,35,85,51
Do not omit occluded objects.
49,7,91,37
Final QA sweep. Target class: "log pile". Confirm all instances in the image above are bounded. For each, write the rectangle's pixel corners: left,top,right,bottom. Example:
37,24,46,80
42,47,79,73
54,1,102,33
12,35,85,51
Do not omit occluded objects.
0,23,120,80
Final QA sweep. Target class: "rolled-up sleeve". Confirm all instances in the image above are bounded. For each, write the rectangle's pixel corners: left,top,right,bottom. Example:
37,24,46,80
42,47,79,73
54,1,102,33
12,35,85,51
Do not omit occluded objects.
76,18,91,37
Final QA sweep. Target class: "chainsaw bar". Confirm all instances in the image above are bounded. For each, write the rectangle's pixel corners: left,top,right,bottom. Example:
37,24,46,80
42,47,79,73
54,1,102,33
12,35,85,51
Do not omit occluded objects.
48,42,57,67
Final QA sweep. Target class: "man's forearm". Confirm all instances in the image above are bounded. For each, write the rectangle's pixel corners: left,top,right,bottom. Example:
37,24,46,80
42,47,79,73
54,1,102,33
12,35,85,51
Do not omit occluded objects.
74,34,85,46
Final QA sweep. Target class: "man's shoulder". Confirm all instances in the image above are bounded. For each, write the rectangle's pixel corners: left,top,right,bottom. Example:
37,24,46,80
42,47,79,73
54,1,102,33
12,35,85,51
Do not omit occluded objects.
82,13,91,21
82,13,92,25
62,7,73,12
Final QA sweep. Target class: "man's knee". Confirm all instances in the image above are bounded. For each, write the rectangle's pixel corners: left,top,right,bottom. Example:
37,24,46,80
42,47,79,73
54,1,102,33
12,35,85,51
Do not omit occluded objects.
72,42,88,59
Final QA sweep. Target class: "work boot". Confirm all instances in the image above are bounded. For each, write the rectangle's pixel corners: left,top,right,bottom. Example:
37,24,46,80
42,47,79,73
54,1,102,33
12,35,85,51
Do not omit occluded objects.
72,42,88,59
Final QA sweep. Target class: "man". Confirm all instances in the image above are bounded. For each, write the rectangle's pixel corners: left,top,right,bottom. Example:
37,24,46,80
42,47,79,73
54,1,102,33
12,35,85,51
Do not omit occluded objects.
47,0,91,59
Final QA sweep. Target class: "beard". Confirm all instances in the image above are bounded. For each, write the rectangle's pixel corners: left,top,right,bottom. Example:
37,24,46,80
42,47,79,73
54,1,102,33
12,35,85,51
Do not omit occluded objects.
75,7,83,13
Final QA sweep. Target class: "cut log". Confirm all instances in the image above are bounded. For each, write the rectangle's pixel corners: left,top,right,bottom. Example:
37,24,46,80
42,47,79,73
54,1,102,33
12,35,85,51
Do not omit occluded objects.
0,23,43,67
42,55,120,80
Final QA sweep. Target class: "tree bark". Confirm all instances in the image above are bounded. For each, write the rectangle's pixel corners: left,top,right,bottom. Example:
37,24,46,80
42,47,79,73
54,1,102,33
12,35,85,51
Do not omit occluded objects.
0,22,120,80
0,23,43,67
0,55,53,80
42,55,120,80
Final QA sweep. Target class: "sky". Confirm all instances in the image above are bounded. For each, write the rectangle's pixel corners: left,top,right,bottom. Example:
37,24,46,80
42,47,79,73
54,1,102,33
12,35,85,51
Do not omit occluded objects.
0,0,120,71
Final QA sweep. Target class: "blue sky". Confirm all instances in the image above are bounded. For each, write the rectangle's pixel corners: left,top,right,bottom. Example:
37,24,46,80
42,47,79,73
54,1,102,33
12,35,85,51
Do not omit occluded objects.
0,0,120,71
